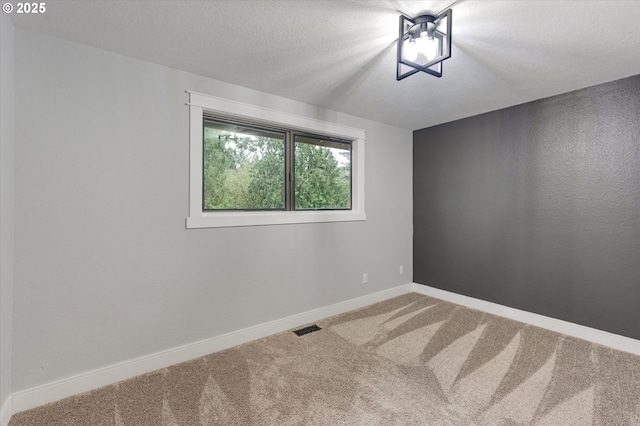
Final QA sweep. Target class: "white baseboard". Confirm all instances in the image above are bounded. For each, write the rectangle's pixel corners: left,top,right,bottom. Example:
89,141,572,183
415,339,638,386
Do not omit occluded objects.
10,282,640,419
412,283,640,357
0,396,11,426
11,284,414,415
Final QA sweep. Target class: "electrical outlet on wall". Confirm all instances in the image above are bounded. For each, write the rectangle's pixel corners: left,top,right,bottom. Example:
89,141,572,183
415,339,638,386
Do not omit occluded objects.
362,273,368,284
399,265,404,275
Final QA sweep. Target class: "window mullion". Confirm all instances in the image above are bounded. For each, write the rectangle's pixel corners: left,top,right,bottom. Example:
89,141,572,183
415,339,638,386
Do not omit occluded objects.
285,131,294,211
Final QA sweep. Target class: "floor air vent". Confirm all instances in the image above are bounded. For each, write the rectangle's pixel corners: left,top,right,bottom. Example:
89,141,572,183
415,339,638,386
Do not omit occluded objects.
293,325,322,336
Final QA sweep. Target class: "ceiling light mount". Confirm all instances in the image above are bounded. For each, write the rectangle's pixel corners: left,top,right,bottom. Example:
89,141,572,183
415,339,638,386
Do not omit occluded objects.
397,10,452,80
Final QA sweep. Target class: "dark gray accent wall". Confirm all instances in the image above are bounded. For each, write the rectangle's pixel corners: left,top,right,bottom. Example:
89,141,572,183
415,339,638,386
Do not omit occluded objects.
413,75,640,340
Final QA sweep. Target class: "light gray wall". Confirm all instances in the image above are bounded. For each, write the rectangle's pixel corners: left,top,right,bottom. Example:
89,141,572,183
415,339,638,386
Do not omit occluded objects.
414,75,640,340
12,28,413,391
1,12,15,415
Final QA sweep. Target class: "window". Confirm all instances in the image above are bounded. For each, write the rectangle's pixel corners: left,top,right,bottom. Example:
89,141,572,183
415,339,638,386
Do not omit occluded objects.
202,119,352,212
187,91,365,228
203,119,287,210
294,134,351,210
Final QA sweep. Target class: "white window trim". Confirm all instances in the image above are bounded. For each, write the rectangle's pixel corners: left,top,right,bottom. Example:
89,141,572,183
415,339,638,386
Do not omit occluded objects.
186,91,366,228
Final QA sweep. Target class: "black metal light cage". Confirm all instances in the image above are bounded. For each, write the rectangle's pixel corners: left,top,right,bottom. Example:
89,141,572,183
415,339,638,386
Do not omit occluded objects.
397,9,452,80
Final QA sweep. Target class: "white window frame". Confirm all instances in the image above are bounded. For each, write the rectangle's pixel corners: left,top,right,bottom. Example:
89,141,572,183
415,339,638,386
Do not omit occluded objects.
186,91,366,228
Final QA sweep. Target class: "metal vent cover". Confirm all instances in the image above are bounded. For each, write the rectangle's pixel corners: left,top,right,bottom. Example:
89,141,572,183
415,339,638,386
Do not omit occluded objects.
293,325,322,336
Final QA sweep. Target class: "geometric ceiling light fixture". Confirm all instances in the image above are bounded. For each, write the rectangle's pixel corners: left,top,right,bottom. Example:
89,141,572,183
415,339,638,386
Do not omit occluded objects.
397,9,452,80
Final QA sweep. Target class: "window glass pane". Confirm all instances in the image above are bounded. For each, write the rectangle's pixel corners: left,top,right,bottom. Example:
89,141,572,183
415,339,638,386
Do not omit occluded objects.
294,135,351,210
203,119,286,210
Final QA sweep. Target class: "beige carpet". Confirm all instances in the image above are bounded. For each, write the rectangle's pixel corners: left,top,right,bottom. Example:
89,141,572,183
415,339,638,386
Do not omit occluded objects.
10,293,640,425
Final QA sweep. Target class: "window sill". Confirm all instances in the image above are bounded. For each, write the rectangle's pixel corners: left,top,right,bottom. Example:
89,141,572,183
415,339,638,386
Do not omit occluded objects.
186,210,366,229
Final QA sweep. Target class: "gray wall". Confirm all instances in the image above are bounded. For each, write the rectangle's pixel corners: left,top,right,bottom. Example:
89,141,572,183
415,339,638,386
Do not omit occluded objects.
414,75,640,340
1,12,15,416
12,28,413,392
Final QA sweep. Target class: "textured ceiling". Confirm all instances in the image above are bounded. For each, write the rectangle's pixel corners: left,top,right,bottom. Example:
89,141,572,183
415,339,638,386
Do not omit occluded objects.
10,0,640,130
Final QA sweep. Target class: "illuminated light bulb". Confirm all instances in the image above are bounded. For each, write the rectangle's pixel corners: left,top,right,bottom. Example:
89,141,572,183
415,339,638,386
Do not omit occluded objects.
417,30,429,55
405,39,418,62
424,37,439,61
416,30,439,61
